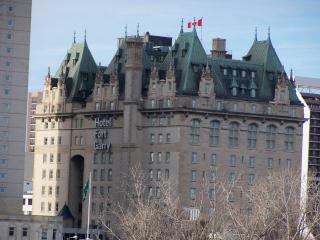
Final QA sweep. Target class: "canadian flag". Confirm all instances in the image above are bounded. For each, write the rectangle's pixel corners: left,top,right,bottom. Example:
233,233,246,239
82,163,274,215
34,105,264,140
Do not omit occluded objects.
187,18,203,28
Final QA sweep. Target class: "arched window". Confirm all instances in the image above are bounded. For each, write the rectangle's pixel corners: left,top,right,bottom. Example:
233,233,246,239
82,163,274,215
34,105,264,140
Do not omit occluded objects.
248,124,257,148
285,127,294,151
190,119,200,144
229,122,239,147
209,120,220,145
266,125,277,149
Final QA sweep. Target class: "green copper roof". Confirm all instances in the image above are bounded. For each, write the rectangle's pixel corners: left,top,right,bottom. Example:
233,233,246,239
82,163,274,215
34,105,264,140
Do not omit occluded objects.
55,40,97,102
102,29,301,105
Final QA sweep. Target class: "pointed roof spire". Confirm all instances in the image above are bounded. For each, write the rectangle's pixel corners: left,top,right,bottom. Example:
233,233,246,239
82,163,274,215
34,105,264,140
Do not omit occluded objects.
73,31,76,44
193,17,196,29
47,66,51,77
137,23,140,37
268,26,270,40
255,27,257,41
84,29,87,42
290,68,293,80
180,18,184,34
125,24,127,39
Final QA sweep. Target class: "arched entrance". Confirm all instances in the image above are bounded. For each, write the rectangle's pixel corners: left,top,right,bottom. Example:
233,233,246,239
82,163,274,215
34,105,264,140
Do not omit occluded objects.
69,155,84,228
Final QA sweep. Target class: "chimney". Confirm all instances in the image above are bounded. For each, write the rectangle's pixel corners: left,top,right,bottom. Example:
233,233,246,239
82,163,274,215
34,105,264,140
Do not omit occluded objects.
211,38,227,58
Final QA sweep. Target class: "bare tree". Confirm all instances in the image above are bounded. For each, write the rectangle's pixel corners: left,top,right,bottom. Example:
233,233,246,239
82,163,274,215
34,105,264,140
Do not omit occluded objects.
95,166,320,240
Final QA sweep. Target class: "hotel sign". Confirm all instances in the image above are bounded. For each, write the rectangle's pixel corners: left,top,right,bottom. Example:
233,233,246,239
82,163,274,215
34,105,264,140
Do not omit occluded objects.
94,118,112,152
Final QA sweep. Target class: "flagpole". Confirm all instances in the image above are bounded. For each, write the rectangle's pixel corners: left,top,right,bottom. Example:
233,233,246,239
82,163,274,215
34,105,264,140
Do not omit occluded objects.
86,171,92,240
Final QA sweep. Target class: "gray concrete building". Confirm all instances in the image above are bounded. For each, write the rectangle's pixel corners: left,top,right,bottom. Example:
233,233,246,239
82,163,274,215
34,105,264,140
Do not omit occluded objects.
32,26,305,238
0,0,32,214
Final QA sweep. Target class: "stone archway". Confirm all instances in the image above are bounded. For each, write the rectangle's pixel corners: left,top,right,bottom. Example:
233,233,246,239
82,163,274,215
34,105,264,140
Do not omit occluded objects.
69,155,84,228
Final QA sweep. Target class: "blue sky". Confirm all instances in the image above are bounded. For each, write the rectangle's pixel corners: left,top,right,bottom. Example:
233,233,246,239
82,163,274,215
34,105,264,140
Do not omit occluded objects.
29,0,320,91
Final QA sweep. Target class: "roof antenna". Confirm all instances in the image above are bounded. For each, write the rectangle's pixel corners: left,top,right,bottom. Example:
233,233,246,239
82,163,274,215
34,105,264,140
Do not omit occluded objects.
255,27,257,41
268,26,270,40
73,31,76,44
193,17,196,30
125,24,127,39
180,18,184,34
136,23,140,37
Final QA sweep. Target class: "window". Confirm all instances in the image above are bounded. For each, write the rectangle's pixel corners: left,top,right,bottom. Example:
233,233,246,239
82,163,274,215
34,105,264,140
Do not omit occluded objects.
43,154,47,163
229,155,236,167
94,153,98,164
191,152,198,163
248,156,255,168
42,229,48,240
93,169,98,181
158,134,163,143
248,174,255,185
157,169,161,180
216,101,222,110
267,158,273,169
209,120,220,145
41,202,45,212
209,188,215,200
22,227,28,237
204,83,210,94
191,99,197,108
9,226,15,236
166,133,171,143
149,169,153,180
223,68,228,75
267,106,272,115
229,172,236,182
57,153,61,163
108,169,112,181
165,169,169,179
157,152,162,163
287,159,292,169
56,169,61,179
191,170,197,182
241,70,246,78
100,169,105,181
95,102,100,110
7,32,12,40
151,99,155,108
51,121,55,128
58,136,62,144
266,125,276,149
210,170,216,182
149,152,155,163
50,154,54,163
41,186,45,195
56,186,60,196
48,202,52,211
53,228,57,240
248,124,257,148
165,152,170,163
285,127,294,151
48,186,52,196
50,137,54,145
229,122,239,147
4,88,11,95
190,119,200,144
190,188,197,200
49,170,53,179
42,170,46,179
232,103,238,112
210,154,217,166
6,47,12,54
251,104,256,113
280,90,285,101
150,134,155,144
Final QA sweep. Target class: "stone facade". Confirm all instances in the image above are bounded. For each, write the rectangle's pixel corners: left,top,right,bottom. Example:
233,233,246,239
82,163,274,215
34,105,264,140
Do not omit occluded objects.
32,28,305,234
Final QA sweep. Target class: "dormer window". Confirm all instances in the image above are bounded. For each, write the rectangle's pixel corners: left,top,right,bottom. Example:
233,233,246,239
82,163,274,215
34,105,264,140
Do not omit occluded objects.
95,102,100,111
250,89,256,98
110,102,115,110
251,71,256,78
241,70,246,78
152,83,156,90
191,100,197,108
232,70,237,77
232,88,237,96
112,86,116,96
223,68,228,76
96,87,101,97
280,90,285,101
151,99,155,108
204,83,210,94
